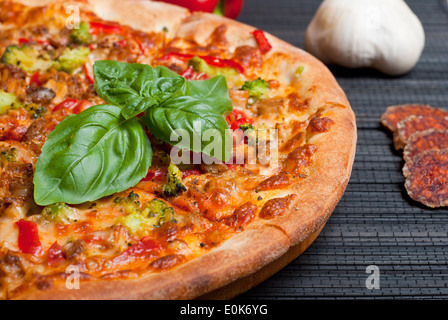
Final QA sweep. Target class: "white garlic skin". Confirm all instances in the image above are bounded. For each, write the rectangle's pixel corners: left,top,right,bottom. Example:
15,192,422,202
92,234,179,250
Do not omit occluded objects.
305,0,425,76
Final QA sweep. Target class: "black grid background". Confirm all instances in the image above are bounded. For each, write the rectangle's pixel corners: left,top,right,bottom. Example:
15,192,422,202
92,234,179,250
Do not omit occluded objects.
236,0,448,299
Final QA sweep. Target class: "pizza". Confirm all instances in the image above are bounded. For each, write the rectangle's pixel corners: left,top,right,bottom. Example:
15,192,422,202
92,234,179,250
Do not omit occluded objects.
0,0,356,299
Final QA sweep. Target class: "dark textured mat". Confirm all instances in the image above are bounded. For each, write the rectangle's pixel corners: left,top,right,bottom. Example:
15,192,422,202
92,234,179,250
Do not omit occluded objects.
236,0,448,299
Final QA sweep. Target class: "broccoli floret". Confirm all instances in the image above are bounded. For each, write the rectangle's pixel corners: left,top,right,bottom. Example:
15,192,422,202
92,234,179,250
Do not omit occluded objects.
0,147,19,167
117,198,177,236
1,45,53,73
41,202,79,222
240,78,269,100
55,47,90,74
163,161,187,197
238,123,269,145
142,199,177,226
117,213,149,235
113,191,140,214
70,21,92,45
0,90,21,114
188,56,239,78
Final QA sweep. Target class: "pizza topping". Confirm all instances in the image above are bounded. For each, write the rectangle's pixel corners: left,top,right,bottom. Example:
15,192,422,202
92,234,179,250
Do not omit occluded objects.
41,202,79,223
69,21,92,45
15,219,42,257
307,116,334,135
222,202,257,228
117,197,178,236
89,21,123,36
403,149,448,208
161,52,245,74
112,237,161,266
231,45,262,71
226,108,253,130
188,55,241,78
52,98,83,114
252,30,272,54
33,104,152,206
25,86,55,105
46,242,65,267
240,77,269,102
284,143,319,174
259,194,298,220
403,130,448,164
148,254,186,272
163,161,187,197
1,45,53,74
179,65,209,80
0,90,21,114
54,47,90,74
257,172,291,191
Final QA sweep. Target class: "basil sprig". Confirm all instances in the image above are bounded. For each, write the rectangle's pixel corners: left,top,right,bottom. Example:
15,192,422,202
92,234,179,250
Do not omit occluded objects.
34,61,233,205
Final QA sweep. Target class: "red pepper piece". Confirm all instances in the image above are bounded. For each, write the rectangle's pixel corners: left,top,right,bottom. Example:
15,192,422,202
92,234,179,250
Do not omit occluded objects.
83,62,94,84
29,71,42,87
180,66,210,80
18,38,50,46
47,241,65,267
226,108,253,130
252,29,272,54
16,219,42,256
160,52,245,74
52,99,91,115
112,237,161,266
141,168,168,182
89,22,123,35
181,168,202,179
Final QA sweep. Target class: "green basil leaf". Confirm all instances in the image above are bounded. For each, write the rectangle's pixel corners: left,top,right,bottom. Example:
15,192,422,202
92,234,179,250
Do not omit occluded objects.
93,61,187,119
188,75,233,115
33,105,152,206
142,96,232,162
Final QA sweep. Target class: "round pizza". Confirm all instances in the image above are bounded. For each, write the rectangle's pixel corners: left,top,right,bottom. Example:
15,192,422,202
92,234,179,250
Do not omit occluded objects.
0,0,356,299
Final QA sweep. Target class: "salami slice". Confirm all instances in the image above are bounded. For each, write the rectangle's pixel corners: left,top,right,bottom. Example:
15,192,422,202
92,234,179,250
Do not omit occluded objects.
403,130,448,164
403,149,448,208
394,115,448,149
381,104,448,132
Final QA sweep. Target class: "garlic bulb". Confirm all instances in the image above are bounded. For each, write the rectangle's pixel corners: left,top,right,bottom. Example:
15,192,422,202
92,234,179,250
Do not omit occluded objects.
305,0,425,76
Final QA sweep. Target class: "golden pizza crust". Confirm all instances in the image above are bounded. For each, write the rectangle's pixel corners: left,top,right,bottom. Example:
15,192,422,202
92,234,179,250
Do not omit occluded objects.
8,0,357,300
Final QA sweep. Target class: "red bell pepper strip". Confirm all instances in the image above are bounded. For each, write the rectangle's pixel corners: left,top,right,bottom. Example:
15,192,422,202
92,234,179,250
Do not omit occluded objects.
53,98,80,112
52,99,91,115
112,237,161,266
47,241,65,267
252,29,272,54
29,71,42,87
89,22,123,35
180,66,210,80
160,52,245,74
18,38,50,46
16,219,42,256
181,168,202,179
141,168,167,182
226,108,253,130
153,0,219,13
83,62,94,84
